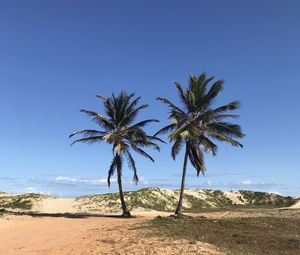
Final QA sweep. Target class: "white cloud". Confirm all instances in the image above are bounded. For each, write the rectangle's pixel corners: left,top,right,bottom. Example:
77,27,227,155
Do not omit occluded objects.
41,176,116,185
1,175,292,197
56,176,106,184
129,176,148,185
241,180,253,185
25,187,36,191
50,176,150,186
195,179,282,190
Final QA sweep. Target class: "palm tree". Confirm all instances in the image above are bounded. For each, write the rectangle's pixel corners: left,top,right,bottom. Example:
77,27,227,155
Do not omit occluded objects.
69,92,161,217
155,72,245,215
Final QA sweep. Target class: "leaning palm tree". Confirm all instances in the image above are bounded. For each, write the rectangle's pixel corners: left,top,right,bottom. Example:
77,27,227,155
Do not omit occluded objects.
69,92,161,217
155,73,245,215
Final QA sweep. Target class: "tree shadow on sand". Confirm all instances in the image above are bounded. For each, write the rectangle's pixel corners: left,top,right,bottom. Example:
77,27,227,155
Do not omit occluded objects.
1,209,136,219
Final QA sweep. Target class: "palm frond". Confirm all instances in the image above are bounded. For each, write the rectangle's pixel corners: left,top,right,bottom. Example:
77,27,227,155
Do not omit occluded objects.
96,94,106,101
207,122,244,139
69,130,106,138
107,156,117,187
196,109,239,124
131,145,154,162
125,127,147,141
205,80,223,100
104,97,116,121
80,109,98,118
171,137,183,160
156,97,186,115
211,114,239,121
174,82,188,105
129,139,160,151
208,133,243,148
147,135,166,144
189,73,207,100
211,101,240,114
80,109,114,130
169,124,188,140
126,151,138,184
126,95,141,113
128,119,159,130
70,136,104,146
187,144,205,176
198,135,217,156
121,104,149,127
153,123,177,137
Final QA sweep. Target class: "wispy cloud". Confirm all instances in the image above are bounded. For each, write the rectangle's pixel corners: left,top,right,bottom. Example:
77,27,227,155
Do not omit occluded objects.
173,172,264,179
25,187,36,191
32,175,149,186
34,176,115,186
196,179,282,189
0,175,293,197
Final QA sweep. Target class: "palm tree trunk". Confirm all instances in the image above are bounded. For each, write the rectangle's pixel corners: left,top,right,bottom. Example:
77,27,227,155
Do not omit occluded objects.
175,144,189,215
116,155,131,217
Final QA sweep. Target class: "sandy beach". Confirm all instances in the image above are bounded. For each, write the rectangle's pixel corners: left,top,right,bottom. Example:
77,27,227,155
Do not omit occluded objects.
0,212,223,255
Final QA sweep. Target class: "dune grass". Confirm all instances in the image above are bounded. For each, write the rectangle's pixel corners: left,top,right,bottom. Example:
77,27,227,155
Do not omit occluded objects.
0,197,32,210
143,215,300,255
0,193,48,210
77,188,298,213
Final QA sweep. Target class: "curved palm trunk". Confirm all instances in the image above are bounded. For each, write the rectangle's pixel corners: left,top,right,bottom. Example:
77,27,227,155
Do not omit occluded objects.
175,144,189,215
116,155,131,217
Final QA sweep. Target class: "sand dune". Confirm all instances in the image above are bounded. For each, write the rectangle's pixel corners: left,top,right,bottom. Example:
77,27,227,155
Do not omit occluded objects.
290,200,300,209
25,188,300,214
33,198,79,214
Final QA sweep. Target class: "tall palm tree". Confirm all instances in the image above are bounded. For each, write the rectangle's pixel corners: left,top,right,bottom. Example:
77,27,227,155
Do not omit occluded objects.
69,92,161,217
155,73,245,215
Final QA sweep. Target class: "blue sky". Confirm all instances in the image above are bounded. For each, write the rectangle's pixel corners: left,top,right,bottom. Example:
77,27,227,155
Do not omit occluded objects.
0,0,299,197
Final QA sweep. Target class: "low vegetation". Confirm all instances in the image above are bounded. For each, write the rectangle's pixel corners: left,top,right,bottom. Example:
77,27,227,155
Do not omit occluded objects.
76,188,298,213
144,215,300,255
77,188,177,212
0,193,48,210
1,188,297,214
238,190,295,207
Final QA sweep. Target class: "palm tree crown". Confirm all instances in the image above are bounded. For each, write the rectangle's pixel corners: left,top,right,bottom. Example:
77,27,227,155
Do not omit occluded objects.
156,73,244,174
70,91,161,185
69,92,161,216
